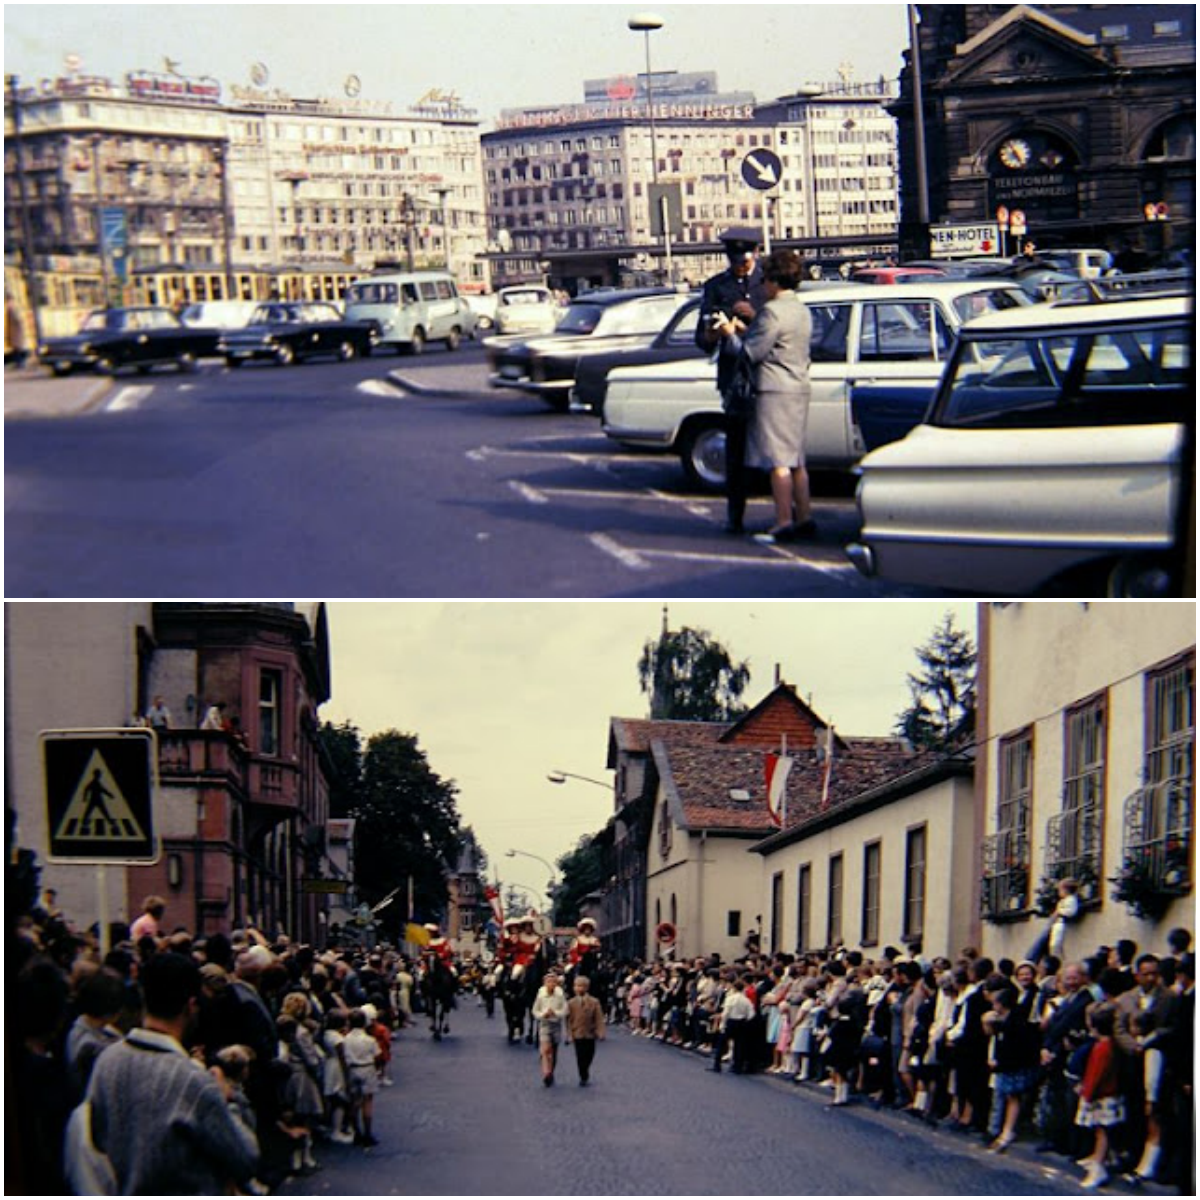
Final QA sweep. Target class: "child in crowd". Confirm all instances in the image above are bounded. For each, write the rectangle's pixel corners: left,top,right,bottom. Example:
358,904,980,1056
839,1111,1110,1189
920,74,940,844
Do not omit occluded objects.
321,1009,354,1145
1074,1004,1125,1189
342,1009,380,1146
275,1015,323,1176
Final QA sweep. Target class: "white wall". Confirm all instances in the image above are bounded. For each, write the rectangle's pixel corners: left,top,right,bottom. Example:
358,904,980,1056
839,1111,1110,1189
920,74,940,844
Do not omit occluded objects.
6,603,152,927
760,776,977,960
982,603,1195,964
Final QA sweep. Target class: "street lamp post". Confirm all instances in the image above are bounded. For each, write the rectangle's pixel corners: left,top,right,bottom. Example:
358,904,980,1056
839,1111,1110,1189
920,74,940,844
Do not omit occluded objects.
546,770,611,790
628,12,670,283
213,141,236,300
505,848,559,919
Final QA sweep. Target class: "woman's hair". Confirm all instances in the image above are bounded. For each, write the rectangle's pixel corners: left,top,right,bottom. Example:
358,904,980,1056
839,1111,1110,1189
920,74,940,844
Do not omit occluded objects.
762,248,803,290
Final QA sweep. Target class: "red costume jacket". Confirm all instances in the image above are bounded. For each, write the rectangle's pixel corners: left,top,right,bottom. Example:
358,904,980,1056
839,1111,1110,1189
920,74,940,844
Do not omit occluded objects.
568,935,601,966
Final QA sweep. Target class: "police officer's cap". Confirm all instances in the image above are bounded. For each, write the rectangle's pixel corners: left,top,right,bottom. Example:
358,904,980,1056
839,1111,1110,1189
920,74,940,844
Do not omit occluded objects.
719,226,761,256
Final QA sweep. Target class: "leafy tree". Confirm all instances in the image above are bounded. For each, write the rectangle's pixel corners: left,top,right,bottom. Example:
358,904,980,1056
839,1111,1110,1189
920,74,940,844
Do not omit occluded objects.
320,719,364,819
638,623,751,721
896,612,977,749
554,836,607,926
350,730,462,935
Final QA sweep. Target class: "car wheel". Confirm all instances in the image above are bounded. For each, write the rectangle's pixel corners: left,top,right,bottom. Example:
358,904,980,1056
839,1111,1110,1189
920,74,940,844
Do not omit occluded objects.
225,357,243,369
337,340,357,362
679,420,728,491
96,355,119,376
136,365,153,375
445,327,461,352
177,352,197,373
1106,555,1176,599
274,344,296,367
409,328,426,355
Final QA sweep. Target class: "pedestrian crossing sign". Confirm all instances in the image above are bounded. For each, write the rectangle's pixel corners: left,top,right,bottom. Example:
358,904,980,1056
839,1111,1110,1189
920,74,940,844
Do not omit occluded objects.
43,729,158,863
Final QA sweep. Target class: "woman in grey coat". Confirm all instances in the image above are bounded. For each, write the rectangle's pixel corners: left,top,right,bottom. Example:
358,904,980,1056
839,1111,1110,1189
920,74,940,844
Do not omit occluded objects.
716,249,814,542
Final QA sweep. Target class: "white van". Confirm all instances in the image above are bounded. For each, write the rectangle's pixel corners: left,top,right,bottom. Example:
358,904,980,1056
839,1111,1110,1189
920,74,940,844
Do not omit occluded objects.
180,300,259,330
343,271,476,353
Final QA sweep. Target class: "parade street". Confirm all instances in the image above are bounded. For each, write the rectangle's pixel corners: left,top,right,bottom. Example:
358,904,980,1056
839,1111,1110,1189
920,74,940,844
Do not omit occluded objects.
281,1001,1079,1197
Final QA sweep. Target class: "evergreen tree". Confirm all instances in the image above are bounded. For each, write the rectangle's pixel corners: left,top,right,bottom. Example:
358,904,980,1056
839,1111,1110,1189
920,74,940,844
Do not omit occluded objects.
896,612,977,749
638,610,751,721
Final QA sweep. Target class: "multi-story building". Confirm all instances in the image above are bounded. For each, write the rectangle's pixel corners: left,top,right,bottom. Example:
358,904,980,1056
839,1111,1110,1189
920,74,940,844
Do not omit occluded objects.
483,69,900,290
6,602,339,944
976,603,1194,964
893,5,1195,258
5,65,490,333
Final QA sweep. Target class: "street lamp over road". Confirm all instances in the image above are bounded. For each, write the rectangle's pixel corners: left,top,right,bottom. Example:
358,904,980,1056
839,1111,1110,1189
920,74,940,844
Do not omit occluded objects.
628,12,670,282
546,770,611,790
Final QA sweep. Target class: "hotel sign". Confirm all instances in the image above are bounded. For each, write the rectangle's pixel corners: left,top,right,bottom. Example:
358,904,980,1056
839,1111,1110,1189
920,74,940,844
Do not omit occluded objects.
126,70,221,105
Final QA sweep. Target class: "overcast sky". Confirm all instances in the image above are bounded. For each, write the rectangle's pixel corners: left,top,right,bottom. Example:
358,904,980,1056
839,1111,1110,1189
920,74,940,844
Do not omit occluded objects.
7,2,912,126
320,602,975,899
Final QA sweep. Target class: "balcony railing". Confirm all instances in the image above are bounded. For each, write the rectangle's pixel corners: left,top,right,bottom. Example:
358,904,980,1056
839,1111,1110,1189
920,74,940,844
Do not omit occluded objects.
1043,796,1103,903
1120,773,1193,894
981,825,1030,919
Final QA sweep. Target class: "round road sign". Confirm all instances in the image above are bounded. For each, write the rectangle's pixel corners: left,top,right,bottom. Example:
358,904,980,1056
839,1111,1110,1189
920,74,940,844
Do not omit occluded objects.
741,149,782,191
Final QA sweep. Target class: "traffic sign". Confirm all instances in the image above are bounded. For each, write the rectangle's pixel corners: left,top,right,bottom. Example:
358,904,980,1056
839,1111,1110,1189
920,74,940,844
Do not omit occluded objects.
930,223,1001,258
648,182,683,238
42,728,158,863
741,149,782,191
1009,209,1027,236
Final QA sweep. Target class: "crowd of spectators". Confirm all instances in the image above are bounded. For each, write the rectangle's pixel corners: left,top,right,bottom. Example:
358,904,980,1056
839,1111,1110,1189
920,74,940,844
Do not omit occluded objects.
606,929,1193,1192
10,890,417,1195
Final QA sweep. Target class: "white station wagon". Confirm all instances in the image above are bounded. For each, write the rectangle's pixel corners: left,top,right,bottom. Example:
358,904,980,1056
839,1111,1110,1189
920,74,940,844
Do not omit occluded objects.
845,290,1191,597
600,280,1031,489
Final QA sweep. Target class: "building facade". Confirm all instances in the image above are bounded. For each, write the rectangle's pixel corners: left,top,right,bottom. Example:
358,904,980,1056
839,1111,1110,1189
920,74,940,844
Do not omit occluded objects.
893,5,1195,258
483,70,900,290
976,602,1194,965
6,602,339,944
5,66,490,334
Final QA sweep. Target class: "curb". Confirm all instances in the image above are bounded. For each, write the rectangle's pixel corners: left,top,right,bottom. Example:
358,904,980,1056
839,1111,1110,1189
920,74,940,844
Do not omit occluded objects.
384,370,469,399
3,369,115,419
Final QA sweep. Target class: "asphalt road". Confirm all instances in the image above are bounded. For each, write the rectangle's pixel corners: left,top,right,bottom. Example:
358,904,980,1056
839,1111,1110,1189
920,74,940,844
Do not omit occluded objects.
280,1001,1082,1196
5,346,952,598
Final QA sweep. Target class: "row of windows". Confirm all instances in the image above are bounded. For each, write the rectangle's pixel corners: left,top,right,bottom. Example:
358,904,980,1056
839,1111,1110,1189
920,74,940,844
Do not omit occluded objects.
986,653,1194,914
781,825,928,955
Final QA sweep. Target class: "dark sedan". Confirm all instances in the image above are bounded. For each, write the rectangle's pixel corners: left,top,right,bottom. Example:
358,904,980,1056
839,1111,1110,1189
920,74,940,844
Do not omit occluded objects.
568,298,704,415
218,302,377,367
38,307,220,376
484,288,694,411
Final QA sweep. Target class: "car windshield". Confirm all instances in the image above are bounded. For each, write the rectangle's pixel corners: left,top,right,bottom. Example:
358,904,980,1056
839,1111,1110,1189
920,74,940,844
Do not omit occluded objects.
501,290,549,307
951,288,1030,323
346,283,398,305
252,305,296,324
298,304,338,322
596,296,685,336
935,320,1189,428
556,303,604,335
80,310,126,332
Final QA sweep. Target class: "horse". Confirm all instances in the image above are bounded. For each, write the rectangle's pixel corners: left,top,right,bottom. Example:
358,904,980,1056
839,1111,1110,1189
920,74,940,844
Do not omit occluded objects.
564,947,609,1013
499,942,555,1044
421,957,457,1041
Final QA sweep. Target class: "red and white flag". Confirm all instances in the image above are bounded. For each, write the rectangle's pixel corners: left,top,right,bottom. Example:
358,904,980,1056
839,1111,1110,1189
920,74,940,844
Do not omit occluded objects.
765,752,794,829
484,884,504,927
820,725,836,811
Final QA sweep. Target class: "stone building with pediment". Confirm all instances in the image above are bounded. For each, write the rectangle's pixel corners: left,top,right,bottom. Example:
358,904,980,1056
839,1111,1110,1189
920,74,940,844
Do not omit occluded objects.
893,5,1195,258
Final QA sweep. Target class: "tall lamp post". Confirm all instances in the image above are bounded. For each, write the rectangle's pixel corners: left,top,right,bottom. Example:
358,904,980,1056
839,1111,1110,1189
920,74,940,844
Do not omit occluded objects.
628,12,669,282
546,770,611,790
505,848,559,919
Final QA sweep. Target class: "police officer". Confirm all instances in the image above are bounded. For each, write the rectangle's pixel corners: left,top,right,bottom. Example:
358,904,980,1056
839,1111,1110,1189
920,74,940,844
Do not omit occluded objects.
696,226,768,534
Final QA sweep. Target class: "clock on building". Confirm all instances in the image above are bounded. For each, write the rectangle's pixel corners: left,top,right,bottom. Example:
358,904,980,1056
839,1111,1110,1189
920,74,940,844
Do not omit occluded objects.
998,137,1032,170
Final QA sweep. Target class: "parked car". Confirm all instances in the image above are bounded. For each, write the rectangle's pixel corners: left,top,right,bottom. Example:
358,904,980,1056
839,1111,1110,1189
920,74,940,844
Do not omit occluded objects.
493,285,562,336
845,290,1191,597
850,266,948,284
601,280,1032,489
464,293,499,332
569,298,703,414
37,306,220,376
180,300,260,330
342,271,475,353
486,288,695,410
217,301,377,367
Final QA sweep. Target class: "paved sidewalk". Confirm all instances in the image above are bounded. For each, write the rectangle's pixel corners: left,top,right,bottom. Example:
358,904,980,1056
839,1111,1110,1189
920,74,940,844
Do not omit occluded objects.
4,364,113,419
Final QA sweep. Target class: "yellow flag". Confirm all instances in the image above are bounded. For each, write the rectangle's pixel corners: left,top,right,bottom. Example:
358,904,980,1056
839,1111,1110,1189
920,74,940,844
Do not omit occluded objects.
406,922,431,946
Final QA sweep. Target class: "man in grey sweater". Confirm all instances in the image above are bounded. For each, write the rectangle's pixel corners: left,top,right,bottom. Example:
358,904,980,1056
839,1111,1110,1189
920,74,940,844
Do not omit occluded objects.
88,952,260,1194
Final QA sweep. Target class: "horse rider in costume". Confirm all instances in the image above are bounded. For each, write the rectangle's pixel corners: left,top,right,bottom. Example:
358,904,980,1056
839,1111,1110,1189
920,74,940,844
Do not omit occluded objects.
567,917,601,967
423,922,457,978
497,918,521,971
512,915,542,981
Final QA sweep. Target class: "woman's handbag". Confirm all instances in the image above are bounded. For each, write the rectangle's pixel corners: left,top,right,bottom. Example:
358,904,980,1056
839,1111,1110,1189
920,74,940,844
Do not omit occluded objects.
722,351,756,417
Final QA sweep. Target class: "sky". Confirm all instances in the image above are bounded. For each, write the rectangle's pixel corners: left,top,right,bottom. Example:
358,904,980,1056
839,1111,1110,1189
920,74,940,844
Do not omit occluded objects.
5,2,913,127
319,601,975,902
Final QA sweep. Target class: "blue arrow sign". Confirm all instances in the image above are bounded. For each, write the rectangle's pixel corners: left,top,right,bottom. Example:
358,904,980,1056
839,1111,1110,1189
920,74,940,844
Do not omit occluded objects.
741,149,782,191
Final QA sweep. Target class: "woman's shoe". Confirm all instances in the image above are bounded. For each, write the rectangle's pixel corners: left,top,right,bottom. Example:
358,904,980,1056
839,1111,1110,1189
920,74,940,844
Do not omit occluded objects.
987,1136,1014,1154
753,525,795,546
1080,1164,1109,1190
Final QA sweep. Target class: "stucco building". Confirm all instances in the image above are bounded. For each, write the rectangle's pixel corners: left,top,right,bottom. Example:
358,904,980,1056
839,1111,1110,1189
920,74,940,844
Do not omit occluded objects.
976,602,1194,964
